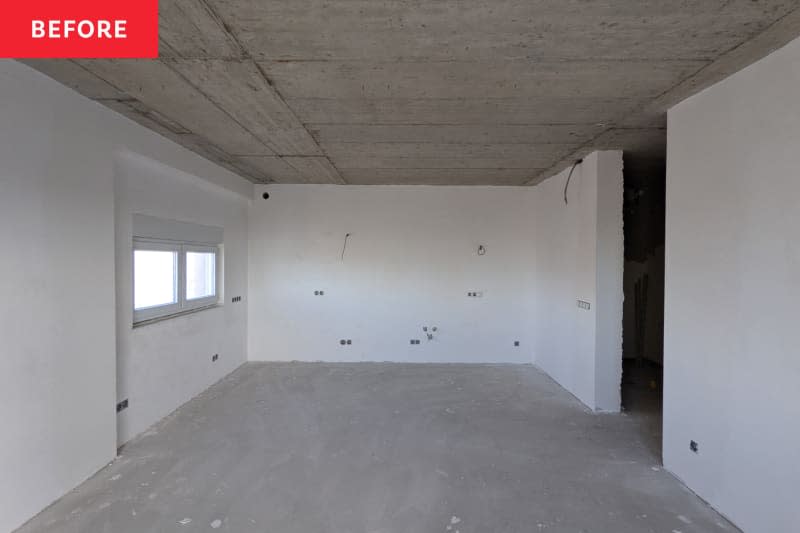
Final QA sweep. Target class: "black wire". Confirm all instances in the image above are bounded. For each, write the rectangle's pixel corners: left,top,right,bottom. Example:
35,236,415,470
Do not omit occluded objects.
341,233,351,261
564,159,583,205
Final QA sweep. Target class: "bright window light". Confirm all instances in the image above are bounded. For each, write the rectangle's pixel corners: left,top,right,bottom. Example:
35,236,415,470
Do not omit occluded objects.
134,250,177,310
133,239,221,325
186,251,216,300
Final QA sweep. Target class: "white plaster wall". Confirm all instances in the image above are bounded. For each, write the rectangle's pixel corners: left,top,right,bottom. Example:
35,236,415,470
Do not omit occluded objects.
0,60,251,533
532,161,597,407
664,37,800,533
531,152,623,411
247,171,622,397
248,185,538,363
594,152,625,411
114,153,249,445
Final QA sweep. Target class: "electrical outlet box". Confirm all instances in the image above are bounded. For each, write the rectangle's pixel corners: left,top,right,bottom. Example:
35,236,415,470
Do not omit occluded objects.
690,440,699,453
116,399,129,413
577,300,591,310
212,353,219,362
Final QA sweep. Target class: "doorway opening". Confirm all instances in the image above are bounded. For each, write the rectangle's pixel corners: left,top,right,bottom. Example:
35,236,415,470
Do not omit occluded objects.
621,154,665,457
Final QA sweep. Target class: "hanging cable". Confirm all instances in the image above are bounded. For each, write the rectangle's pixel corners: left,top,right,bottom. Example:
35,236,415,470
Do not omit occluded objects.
563,159,583,205
340,233,351,261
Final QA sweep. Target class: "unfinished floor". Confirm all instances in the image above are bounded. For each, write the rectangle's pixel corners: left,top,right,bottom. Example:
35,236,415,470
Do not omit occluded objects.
18,363,735,533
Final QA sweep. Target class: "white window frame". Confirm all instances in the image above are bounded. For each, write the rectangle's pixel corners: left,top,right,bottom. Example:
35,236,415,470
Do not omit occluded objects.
133,240,181,323
183,244,220,311
133,238,221,325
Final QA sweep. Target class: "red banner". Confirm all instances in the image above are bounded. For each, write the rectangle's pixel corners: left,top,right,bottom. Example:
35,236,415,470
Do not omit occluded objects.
0,0,158,58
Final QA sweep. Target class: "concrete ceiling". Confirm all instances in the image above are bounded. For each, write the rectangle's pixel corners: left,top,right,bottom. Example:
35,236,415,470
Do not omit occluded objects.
24,1,800,185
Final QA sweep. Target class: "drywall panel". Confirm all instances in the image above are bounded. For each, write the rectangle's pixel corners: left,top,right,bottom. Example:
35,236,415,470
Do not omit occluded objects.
594,152,624,411
0,60,251,533
531,152,623,411
248,185,538,363
115,153,249,445
0,64,116,533
664,36,800,532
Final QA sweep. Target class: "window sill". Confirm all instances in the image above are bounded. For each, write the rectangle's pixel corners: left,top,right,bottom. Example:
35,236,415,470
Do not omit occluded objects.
133,303,221,329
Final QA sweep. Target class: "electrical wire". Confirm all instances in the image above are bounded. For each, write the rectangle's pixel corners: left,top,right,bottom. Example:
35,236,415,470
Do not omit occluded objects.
563,159,583,205
341,233,351,261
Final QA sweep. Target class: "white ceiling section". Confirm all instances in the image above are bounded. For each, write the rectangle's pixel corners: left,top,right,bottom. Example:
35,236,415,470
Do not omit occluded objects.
23,0,800,185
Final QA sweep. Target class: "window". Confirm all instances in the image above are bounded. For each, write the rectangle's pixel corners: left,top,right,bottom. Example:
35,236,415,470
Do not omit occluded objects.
185,246,217,305
134,249,178,309
133,239,220,324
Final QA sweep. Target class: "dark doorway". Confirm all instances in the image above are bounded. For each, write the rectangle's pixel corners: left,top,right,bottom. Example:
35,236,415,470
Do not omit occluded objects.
621,154,665,457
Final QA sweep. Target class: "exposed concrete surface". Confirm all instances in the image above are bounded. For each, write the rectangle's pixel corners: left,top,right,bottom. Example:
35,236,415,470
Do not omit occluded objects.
20,1,800,185
16,363,737,533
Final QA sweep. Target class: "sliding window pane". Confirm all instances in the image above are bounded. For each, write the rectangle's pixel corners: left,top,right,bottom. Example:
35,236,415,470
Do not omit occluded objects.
134,250,178,310
186,252,216,300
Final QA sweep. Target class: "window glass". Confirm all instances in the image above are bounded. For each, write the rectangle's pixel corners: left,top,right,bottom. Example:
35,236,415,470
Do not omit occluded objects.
186,251,216,300
134,250,178,310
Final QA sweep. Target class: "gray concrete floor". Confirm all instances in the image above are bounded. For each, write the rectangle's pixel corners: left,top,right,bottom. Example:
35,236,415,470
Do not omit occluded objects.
620,358,664,459
18,363,737,533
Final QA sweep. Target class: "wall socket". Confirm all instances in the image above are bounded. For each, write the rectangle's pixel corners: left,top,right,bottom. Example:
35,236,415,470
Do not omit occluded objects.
690,440,699,453
212,353,219,362
314,290,325,296
514,341,520,347
339,339,352,345
116,399,129,413
577,300,591,310
467,291,483,298
410,339,421,345
231,296,242,303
